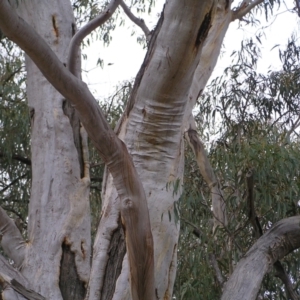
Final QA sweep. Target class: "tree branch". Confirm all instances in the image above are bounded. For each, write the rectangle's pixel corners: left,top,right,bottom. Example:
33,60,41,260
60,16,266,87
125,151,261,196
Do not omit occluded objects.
181,217,205,238
0,172,29,194
0,1,154,298
0,207,26,268
120,0,151,40
246,170,263,238
221,216,300,300
209,253,225,287
0,152,31,166
68,0,121,76
0,255,45,300
246,171,299,299
274,261,300,300
232,0,264,21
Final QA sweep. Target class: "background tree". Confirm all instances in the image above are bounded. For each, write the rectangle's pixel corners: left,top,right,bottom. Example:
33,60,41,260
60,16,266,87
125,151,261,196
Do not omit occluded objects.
0,0,300,299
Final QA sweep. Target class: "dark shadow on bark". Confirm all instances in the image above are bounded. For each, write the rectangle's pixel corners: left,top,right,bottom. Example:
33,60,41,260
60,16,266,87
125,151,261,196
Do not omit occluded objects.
62,99,84,178
101,217,126,300
59,243,86,300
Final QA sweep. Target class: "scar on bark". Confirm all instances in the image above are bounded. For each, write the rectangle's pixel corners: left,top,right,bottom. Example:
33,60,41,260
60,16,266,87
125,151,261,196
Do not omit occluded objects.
52,15,59,38
225,0,230,10
72,22,76,36
195,6,213,49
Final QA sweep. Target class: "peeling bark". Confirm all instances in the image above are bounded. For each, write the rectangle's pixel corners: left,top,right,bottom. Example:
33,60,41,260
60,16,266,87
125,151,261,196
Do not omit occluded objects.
185,119,227,229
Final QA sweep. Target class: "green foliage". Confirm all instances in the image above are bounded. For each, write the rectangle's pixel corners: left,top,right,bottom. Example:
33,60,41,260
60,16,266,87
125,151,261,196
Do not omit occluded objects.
0,38,30,233
174,40,300,299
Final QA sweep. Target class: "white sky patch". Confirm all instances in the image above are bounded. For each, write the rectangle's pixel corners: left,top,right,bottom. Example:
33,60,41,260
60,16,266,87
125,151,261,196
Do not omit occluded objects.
82,1,300,101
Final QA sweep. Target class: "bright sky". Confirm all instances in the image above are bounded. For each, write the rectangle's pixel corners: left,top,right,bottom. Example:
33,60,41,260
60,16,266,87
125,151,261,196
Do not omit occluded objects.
82,1,300,101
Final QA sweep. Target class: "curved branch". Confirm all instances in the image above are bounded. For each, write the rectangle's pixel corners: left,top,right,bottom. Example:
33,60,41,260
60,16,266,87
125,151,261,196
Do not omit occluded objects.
246,172,299,299
0,173,29,194
0,207,26,268
120,0,151,40
68,0,121,76
185,117,227,230
221,216,300,300
0,1,154,298
232,0,264,21
274,261,300,300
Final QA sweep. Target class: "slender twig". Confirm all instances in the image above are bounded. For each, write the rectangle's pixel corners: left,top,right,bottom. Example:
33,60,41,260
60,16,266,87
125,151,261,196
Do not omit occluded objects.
0,173,29,194
1,206,27,224
232,0,264,21
105,85,130,118
286,115,300,140
120,0,151,40
68,0,121,76
90,177,103,182
90,162,104,168
209,253,225,287
1,66,23,84
274,261,300,300
0,153,31,166
181,217,204,237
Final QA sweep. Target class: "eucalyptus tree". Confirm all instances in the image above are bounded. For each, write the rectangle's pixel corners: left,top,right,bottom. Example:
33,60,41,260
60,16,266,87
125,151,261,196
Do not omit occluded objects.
0,0,299,300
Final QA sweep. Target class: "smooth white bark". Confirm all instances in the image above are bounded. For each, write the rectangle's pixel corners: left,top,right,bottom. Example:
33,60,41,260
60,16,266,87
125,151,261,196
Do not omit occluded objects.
14,1,91,298
95,1,217,298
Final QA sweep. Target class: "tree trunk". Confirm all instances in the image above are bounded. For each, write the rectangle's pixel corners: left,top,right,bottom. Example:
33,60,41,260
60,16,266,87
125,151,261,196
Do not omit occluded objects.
14,1,91,299
88,1,224,299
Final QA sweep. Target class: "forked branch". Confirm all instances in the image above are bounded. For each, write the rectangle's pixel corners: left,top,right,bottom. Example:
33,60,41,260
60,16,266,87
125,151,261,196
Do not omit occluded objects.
68,0,121,76
232,0,264,21
120,0,151,40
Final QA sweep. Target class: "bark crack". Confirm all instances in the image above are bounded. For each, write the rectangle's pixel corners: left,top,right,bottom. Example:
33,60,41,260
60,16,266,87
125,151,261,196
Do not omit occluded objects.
195,6,213,49
52,15,59,38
